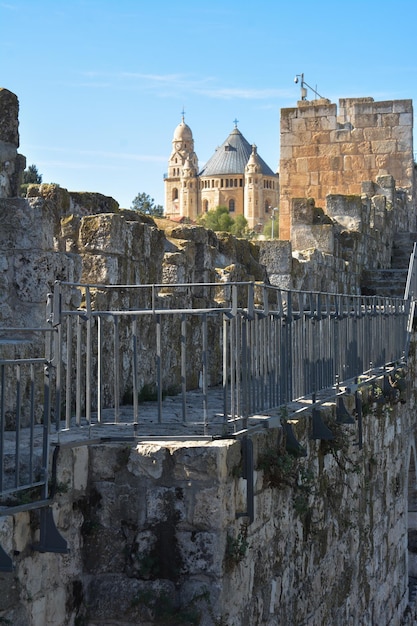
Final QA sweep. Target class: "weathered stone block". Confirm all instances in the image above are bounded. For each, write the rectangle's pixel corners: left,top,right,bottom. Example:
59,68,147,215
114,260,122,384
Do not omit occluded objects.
193,485,230,528
317,143,342,157
363,127,391,141
311,131,331,144
178,530,224,576
13,251,77,303
130,443,168,479
296,157,309,173
291,224,334,254
279,145,293,160
326,195,364,221
371,139,397,154
80,253,119,284
69,191,119,217
258,240,292,274
146,485,187,525
0,88,19,146
79,213,133,255
291,197,316,225
353,113,378,128
171,441,230,481
293,144,318,158
381,113,400,128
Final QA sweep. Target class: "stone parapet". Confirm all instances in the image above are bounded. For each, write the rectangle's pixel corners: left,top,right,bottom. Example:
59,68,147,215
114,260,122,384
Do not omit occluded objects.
279,96,415,239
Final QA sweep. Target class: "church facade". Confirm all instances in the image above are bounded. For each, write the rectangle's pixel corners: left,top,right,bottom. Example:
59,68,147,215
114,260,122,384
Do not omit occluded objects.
164,117,279,230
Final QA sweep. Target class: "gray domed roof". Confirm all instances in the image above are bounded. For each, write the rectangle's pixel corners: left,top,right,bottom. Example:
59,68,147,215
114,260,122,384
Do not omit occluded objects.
199,127,276,177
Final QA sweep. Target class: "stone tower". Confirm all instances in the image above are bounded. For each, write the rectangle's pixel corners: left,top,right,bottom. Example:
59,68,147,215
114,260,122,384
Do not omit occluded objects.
164,115,199,220
279,96,415,239
244,144,264,227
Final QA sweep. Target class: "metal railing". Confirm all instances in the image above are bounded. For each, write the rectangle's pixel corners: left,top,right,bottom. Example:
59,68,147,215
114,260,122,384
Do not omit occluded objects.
0,351,51,498
51,281,410,432
405,242,417,301
0,281,412,502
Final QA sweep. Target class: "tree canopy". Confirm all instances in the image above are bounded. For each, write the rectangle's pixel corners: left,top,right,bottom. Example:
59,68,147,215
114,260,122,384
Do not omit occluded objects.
20,164,42,197
131,192,164,217
22,164,42,185
198,206,248,237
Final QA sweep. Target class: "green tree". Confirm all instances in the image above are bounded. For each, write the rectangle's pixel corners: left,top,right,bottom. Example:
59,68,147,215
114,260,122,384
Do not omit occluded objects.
198,206,234,232
262,217,279,239
131,192,164,217
231,214,248,237
20,164,42,197
22,164,42,184
198,206,248,237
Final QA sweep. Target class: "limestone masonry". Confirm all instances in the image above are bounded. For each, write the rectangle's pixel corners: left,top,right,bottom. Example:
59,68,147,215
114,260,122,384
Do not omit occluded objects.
280,97,415,239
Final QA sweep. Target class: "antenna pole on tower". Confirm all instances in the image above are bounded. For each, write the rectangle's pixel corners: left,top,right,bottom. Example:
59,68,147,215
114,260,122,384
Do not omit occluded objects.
294,74,325,101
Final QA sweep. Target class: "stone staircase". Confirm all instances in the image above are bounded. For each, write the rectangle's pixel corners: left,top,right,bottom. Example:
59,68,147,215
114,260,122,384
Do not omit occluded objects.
361,232,417,298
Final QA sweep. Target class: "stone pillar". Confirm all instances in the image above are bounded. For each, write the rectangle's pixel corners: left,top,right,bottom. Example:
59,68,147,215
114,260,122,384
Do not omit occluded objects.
0,88,26,198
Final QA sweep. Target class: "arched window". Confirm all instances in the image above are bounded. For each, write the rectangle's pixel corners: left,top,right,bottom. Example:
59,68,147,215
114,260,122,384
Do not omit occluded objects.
229,199,235,212
203,200,209,212
172,188,178,200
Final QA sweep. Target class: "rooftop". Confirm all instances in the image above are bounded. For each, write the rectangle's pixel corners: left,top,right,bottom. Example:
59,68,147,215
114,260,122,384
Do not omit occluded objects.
199,127,276,177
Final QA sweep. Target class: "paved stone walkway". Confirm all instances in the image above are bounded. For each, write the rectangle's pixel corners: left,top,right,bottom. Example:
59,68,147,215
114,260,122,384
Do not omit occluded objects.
54,386,231,443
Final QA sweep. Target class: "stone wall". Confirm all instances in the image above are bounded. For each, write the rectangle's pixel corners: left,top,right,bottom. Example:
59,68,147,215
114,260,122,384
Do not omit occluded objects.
1,349,416,625
279,97,415,240
0,88,26,198
0,185,267,330
0,188,268,413
259,178,399,293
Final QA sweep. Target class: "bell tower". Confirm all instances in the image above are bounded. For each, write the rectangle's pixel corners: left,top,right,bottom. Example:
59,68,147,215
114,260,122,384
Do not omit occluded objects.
244,144,262,229
165,113,198,219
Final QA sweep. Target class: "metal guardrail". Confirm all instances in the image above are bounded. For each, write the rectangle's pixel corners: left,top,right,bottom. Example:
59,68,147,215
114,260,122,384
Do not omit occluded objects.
0,279,412,567
0,352,51,497
405,242,417,301
41,281,409,434
0,281,411,501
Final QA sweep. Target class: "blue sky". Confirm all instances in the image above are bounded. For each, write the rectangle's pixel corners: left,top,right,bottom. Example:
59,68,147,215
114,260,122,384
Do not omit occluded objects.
1,0,416,210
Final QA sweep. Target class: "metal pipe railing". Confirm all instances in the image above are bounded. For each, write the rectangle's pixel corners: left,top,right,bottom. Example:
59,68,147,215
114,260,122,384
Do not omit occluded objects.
49,282,409,430
0,279,412,503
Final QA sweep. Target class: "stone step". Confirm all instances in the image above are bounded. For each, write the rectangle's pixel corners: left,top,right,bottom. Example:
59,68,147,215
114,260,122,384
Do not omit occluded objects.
391,232,417,269
361,269,408,298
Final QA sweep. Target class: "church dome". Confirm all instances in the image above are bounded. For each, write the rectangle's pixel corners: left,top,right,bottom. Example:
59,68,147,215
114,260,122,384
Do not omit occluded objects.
199,127,275,177
173,118,193,142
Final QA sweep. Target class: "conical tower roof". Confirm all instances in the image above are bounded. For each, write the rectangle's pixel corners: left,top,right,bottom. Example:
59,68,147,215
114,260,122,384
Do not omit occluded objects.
199,127,275,177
